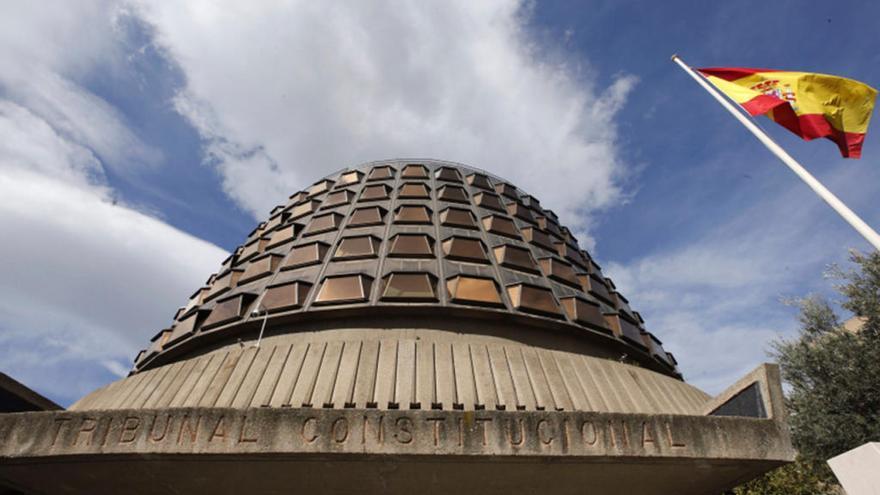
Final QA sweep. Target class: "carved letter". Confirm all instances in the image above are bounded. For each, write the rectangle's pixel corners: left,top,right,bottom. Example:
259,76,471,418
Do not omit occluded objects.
210,416,227,442
664,421,686,448
177,414,201,444
427,418,445,446
641,421,656,448
507,418,525,446
537,419,554,446
52,417,72,446
238,415,258,443
580,421,597,446
362,415,384,445
100,417,113,446
74,417,98,446
331,417,349,444
149,414,172,443
607,420,616,448
394,417,413,444
457,417,464,447
119,416,141,444
475,418,492,446
561,418,570,449
301,417,319,444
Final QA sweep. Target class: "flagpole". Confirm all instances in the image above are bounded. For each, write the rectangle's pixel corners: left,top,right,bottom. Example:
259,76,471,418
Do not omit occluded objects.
671,54,880,251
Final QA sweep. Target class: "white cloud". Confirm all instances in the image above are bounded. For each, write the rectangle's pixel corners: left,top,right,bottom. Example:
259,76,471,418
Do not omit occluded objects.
0,3,227,405
603,150,878,395
0,100,226,405
0,1,161,174
135,0,635,234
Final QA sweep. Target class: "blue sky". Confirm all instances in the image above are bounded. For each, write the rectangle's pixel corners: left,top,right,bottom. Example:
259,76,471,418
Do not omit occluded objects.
2,0,878,406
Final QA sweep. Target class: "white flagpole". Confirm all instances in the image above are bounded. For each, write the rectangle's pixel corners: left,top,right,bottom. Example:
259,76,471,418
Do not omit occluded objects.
672,54,880,251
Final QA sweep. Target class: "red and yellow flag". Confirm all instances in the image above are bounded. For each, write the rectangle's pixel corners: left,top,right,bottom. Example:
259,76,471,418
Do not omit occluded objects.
697,67,877,158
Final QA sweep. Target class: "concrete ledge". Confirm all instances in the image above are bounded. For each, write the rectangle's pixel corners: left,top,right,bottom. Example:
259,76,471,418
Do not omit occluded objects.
702,364,786,420
0,408,794,460
0,407,794,494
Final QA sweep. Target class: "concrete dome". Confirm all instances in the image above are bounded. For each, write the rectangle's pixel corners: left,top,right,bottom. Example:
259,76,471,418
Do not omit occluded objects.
75,159,692,413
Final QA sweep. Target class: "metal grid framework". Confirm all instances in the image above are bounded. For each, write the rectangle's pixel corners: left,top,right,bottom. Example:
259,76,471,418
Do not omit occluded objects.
134,160,679,378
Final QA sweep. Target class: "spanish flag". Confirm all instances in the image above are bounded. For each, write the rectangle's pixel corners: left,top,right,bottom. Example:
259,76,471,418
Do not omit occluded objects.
697,68,877,158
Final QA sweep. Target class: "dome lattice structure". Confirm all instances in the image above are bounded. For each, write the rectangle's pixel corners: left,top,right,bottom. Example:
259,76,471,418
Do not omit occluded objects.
77,159,689,413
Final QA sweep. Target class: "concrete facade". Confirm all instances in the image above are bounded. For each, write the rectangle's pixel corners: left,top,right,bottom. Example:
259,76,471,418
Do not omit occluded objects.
0,160,795,493
828,442,880,495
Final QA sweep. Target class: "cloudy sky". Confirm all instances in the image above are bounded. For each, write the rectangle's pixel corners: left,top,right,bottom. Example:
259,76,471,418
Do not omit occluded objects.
2,0,878,406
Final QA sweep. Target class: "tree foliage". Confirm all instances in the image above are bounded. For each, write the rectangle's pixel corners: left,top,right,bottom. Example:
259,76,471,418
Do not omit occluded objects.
735,251,880,494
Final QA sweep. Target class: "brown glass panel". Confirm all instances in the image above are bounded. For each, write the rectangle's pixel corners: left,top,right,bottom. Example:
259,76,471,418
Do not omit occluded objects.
437,185,469,203
401,164,428,178
184,287,208,312
239,239,265,262
288,199,320,220
262,281,312,312
584,274,613,305
166,310,206,346
521,194,541,210
367,165,395,181
388,234,434,258
617,314,647,349
560,226,575,244
507,284,560,317
494,182,518,198
337,170,363,186
307,179,334,197
202,294,248,329
474,192,506,212
615,293,636,321
381,272,437,301
398,182,430,199
442,237,488,263
493,244,538,273
240,254,282,284
537,216,563,238
288,191,307,204
506,202,535,223
435,167,461,182
560,297,609,332
204,269,243,301
315,274,372,304
266,224,301,249
334,235,380,260
481,215,520,239
466,173,493,190
644,332,672,365
323,189,355,209
538,258,580,288
283,242,329,270
521,226,555,251
264,212,287,232
145,329,171,358
245,223,265,243
394,205,432,224
360,184,391,201
348,206,386,227
440,207,476,229
304,212,343,235
446,276,503,307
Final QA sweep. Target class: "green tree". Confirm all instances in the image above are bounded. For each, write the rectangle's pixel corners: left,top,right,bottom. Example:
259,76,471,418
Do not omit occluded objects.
735,251,880,494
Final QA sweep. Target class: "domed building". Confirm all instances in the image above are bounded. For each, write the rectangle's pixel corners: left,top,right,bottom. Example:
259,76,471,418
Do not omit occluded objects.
0,160,793,494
